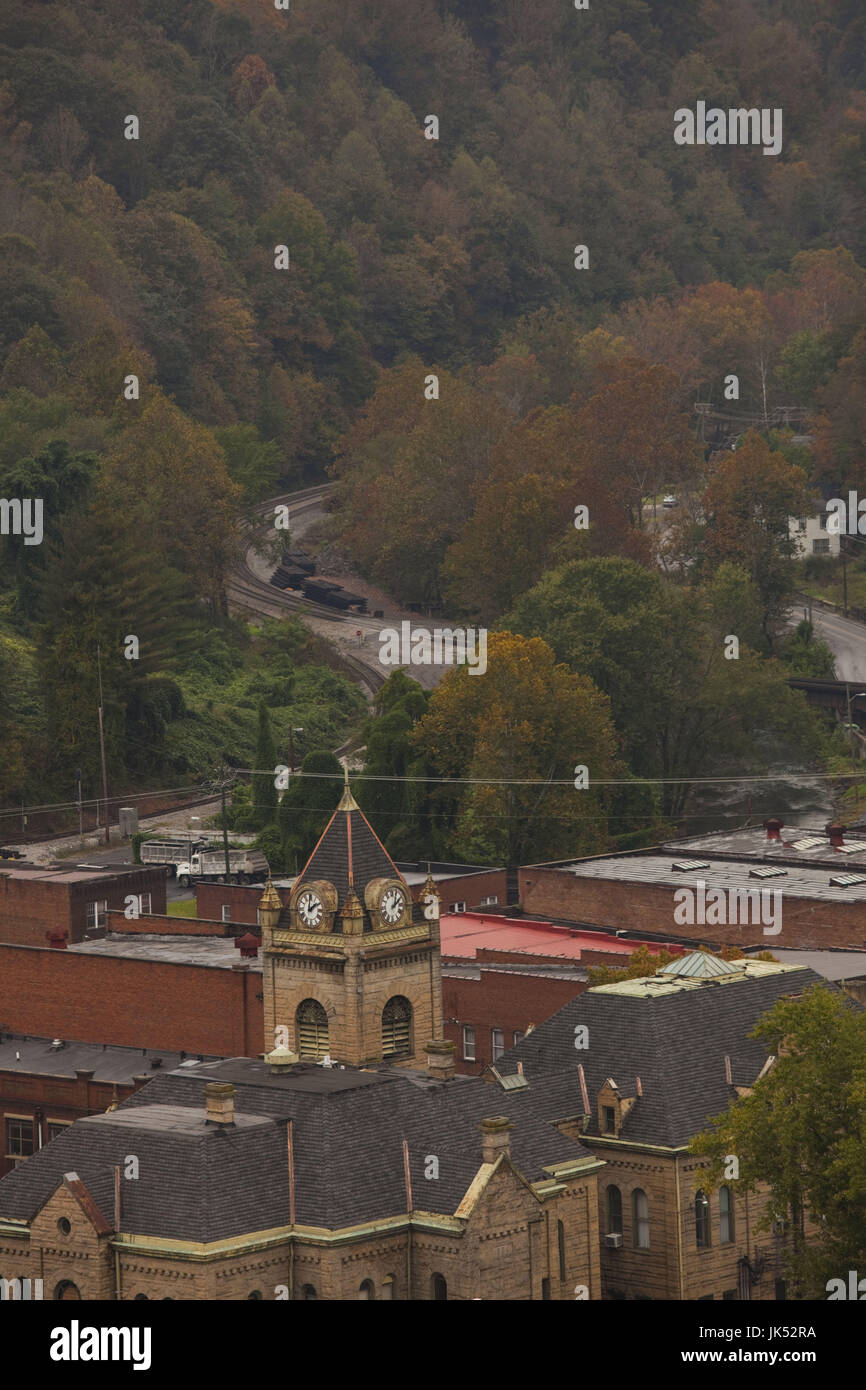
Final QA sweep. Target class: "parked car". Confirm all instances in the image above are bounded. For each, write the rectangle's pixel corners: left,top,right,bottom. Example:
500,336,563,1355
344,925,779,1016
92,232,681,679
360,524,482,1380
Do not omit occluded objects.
662,495,678,508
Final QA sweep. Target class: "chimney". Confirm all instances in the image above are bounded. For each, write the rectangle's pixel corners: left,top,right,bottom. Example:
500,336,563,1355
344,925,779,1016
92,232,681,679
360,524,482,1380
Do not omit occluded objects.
481,1116,512,1164
205,1082,235,1126
827,821,845,848
235,932,259,959
46,927,68,949
425,1038,456,1080
763,817,783,841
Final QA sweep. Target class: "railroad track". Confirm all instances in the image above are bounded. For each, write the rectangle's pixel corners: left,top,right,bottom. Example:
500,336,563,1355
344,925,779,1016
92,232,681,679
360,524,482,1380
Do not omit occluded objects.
226,482,388,697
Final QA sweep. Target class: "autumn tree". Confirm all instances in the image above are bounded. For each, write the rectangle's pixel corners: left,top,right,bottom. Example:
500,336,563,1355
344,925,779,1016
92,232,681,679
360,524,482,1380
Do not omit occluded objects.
413,631,620,866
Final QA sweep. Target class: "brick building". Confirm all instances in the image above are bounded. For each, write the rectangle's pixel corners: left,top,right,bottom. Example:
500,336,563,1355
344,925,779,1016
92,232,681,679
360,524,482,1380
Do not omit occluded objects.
0,862,167,947
498,950,830,1301
439,912,683,1074
0,1037,190,1180
520,821,866,951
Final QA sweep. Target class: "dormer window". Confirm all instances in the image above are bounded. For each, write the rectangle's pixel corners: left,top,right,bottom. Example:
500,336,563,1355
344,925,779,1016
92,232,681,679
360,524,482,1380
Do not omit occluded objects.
603,1106,616,1135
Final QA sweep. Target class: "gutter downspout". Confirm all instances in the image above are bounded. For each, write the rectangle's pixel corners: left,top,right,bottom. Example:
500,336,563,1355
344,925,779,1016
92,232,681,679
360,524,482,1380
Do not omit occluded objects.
674,1154,685,1299
403,1139,413,1301
287,1121,296,1301
114,1164,122,1301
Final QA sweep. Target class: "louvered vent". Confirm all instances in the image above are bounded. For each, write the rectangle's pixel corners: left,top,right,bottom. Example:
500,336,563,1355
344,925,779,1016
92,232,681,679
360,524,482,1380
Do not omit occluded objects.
296,999,330,1059
382,995,413,1056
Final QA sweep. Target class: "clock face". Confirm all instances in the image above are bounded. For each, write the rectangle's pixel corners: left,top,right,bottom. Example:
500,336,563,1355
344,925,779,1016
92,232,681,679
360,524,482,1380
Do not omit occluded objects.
380,886,406,925
297,890,324,928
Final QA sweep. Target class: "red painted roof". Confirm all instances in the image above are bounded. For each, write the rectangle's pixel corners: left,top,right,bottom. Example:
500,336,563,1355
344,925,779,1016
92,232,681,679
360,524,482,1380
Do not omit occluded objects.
439,912,683,963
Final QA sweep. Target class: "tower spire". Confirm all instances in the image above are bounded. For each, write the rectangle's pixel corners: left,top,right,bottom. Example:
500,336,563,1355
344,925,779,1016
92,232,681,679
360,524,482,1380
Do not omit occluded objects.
338,764,359,812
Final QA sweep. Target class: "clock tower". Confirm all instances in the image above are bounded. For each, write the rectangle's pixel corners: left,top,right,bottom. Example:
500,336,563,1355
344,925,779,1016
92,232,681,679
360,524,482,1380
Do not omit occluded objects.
259,771,443,1067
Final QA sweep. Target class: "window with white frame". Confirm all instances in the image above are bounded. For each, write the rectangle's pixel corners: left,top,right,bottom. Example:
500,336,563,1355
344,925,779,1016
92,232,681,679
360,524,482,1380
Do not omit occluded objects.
221,905,232,923
449,901,466,913
491,1028,505,1060
139,892,152,915
462,1025,476,1061
85,900,107,931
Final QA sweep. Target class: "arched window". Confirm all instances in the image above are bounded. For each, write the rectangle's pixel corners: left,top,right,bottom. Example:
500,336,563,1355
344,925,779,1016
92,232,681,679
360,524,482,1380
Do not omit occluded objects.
301,1284,317,1300
632,1189,650,1249
382,996,413,1057
133,1293,149,1301
606,1185,623,1235
695,1190,711,1248
247,1291,263,1300
557,1219,567,1281
296,999,329,1059
719,1186,735,1244
358,1279,375,1300
381,1275,395,1301
431,1273,447,1301
54,1281,81,1301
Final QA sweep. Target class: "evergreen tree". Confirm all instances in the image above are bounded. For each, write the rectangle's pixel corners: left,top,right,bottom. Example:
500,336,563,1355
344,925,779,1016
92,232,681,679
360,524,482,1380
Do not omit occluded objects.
251,701,278,830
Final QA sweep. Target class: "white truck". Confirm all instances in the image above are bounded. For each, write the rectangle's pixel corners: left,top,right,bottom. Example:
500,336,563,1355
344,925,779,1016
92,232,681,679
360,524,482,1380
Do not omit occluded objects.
174,848,269,887
140,834,214,867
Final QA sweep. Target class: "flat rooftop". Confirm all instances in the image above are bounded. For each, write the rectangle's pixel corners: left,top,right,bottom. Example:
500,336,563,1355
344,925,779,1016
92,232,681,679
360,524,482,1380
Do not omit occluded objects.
440,912,680,962
0,863,159,884
69,933,262,972
749,948,866,981
0,1036,197,1081
556,852,866,906
593,956,807,999
664,824,866,867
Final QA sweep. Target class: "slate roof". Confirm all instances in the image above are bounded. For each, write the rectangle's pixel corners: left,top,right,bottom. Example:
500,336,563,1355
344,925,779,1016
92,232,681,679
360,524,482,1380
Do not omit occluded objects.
500,960,835,1147
0,1058,595,1239
0,960,848,1241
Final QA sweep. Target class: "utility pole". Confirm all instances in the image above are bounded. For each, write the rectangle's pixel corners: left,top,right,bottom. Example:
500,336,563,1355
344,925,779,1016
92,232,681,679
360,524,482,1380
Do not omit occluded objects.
97,644,110,845
206,766,237,883
75,768,83,848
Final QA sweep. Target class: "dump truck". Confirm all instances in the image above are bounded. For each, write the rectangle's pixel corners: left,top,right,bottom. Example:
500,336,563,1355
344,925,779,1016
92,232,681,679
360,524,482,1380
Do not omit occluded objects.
174,848,269,887
139,838,212,869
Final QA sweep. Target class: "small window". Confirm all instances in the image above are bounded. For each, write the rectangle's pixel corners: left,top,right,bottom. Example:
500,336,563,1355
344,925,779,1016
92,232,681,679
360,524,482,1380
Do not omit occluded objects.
813,538,830,554
358,1280,375,1300
557,1219,566,1281
723,1289,737,1301
602,1105,616,1135
85,900,108,931
698,1293,714,1301
431,1273,447,1301
302,1284,317,1301
633,1189,650,1249
480,895,499,907
449,901,466,914
695,1190,711,1248
462,1026,476,1061
491,1028,505,1060
512,1030,524,1046
381,1275,395,1301
606,1185,623,1235
247,1290,263,1300
541,1277,551,1300
134,1293,149,1301
221,905,232,923
719,1185,735,1244
775,1280,787,1301
139,892,152,915
5,1118,34,1158
57,1217,71,1236
46,1122,71,1142
797,517,807,532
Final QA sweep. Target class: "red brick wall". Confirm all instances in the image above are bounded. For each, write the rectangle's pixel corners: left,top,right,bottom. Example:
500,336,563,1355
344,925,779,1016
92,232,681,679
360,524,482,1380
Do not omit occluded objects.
519,867,866,950
106,910,231,937
0,868,167,947
0,1073,141,1180
443,968,584,1075
0,945,263,1057
427,871,508,911
195,882,286,926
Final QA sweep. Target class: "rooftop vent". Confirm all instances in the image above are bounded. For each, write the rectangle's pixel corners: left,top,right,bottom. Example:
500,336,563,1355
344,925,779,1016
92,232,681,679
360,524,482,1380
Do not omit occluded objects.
763,818,784,841
749,866,787,879
790,836,825,851
50,1038,64,1051
834,841,866,855
829,873,866,887
826,822,846,848
234,932,260,959
657,951,741,979
671,860,710,872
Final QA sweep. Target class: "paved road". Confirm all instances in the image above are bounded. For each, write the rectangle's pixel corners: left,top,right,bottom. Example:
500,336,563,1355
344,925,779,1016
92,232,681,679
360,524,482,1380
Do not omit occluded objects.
791,601,866,684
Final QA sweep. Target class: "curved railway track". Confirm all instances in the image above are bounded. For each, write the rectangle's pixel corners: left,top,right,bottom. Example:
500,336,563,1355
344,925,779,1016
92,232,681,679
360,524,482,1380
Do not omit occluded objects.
226,482,387,697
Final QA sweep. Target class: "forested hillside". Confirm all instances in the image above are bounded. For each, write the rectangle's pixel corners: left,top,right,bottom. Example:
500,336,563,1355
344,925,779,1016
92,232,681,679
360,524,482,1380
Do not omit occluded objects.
0,0,863,848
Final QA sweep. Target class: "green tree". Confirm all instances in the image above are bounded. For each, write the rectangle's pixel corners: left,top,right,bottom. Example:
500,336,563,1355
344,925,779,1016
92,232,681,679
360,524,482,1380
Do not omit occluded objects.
691,985,866,1297
251,701,279,830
